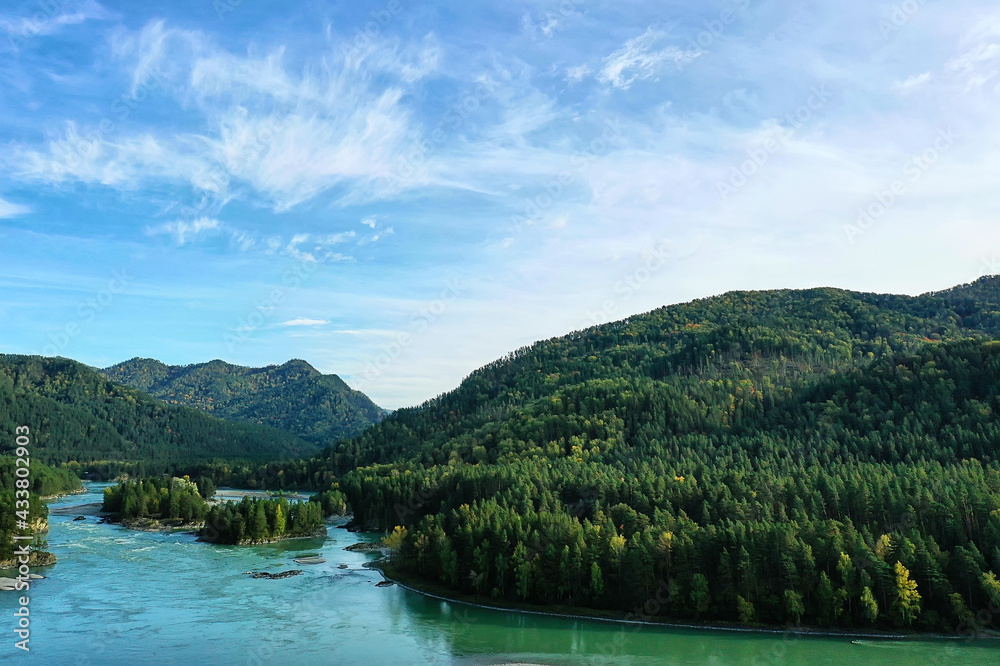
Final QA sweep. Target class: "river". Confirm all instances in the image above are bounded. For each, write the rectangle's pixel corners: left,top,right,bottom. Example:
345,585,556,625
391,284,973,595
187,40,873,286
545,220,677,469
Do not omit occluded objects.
1,483,996,665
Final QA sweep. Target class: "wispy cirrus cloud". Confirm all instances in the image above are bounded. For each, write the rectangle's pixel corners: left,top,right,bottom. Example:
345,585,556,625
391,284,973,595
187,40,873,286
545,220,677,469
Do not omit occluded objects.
9,19,438,211
895,72,933,91
597,28,702,89
279,318,329,327
145,217,221,244
0,197,30,218
0,0,114,40
281,232,356,263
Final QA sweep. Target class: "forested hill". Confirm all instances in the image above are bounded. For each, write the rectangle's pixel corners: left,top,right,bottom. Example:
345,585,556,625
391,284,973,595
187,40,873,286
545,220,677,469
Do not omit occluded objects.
253,276,1000,634
103,358,384,445
0,355,316,470
316,277,1000,473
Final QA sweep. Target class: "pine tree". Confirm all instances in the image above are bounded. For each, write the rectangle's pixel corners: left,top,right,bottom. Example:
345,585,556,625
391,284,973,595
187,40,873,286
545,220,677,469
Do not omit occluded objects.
252,502,269,542
817,572,835,626
691,574,711,617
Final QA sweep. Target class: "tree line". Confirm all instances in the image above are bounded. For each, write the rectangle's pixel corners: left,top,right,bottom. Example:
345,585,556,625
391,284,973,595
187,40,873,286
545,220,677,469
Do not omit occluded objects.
102,476,210,524
200,496,326,544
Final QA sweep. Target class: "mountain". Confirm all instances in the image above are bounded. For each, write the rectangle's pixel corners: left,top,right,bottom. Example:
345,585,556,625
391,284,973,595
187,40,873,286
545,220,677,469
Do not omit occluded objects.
102,358,384,445
235,277,1000,633
311,278,1000,472
0,355,316,471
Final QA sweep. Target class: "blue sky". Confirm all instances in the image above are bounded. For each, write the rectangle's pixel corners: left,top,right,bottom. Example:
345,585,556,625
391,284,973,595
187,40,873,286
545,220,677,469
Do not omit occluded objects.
1,0,999,408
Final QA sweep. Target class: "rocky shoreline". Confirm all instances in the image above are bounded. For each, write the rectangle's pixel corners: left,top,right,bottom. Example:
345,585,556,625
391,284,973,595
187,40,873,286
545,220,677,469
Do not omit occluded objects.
197,526,328,545
110,516,205,533
0,551,57,570
0,574,45,591
40,486,88,502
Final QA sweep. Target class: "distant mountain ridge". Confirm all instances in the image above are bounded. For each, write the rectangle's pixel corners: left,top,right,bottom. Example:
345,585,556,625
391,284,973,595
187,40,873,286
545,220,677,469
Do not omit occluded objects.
0,355,315,468
102,357,384,446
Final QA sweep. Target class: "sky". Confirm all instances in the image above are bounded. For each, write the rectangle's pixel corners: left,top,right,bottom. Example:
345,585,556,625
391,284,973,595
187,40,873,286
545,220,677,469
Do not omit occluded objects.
1,0,999,409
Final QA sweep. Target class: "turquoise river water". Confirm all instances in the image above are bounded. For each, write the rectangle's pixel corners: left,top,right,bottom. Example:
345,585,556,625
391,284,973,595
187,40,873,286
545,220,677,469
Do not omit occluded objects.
1,483,997,665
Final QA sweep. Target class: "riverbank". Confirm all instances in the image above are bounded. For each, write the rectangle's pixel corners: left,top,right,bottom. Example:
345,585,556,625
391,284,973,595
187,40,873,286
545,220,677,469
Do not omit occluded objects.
213,489,313,503
40,486,87,501
197,526,328,545
16,482,993,665
374,561,992,642
0,551,56,570
115,516,205,533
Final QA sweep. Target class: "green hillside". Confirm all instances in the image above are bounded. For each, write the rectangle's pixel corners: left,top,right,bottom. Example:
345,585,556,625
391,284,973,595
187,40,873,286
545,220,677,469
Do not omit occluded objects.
0,355,316,471
0,458,81,565
260,277,1000,634
103,358,384,445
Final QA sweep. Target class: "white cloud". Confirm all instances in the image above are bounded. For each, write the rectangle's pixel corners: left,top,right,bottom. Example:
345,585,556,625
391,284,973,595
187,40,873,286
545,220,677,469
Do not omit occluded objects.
329,328,402,337
10,20,430,211
566,64,591,83
521,13,561,39
283,232,356,263
360,226,394,245
0,0,113,40
230,230,256,252
146,217,220,244
361,216,377,228
0,197,30,218
279,318,329,327
895,72,933,91
323,231,357,244
949,42,1000,91
13,123,224,194
598,28,702,90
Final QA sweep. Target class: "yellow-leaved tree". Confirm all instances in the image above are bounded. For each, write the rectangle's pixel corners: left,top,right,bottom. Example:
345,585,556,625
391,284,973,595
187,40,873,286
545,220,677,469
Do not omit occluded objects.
894,561,922,626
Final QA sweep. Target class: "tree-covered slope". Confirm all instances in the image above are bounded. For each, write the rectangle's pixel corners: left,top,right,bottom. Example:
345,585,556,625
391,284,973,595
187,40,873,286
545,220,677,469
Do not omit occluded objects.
0,355,316,467
0,458,81,565
103,358,384,445
264,277,1000,634
311,279,1000,474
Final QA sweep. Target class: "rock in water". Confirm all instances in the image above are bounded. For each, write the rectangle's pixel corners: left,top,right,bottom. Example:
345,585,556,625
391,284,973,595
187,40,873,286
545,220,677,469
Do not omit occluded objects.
293,557,326,565
246,570,303,580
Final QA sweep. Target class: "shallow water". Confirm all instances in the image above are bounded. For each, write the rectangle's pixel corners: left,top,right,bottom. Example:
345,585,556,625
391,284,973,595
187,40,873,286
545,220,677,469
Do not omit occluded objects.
1,483,996,664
